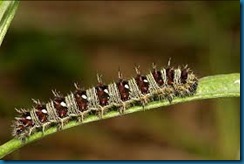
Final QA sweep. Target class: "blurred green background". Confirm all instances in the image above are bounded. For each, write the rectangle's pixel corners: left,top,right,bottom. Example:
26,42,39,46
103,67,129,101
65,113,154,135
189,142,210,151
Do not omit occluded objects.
0,1,240,160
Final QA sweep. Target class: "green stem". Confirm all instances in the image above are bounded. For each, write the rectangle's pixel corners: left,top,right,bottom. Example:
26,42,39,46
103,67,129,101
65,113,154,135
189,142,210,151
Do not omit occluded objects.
0,0,19,46
0,73,240,159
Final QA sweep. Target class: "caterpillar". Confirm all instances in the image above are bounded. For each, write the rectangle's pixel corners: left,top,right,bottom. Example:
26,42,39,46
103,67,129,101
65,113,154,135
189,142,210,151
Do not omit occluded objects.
11,60,198,140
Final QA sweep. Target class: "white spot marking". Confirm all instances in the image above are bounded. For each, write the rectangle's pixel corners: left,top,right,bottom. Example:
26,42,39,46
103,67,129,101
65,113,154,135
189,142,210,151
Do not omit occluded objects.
104,89,109,94
26,116,32,120
124,84,129,89
60,101,67,107
81,94,87,99
143,79,148,83
42,109,48,114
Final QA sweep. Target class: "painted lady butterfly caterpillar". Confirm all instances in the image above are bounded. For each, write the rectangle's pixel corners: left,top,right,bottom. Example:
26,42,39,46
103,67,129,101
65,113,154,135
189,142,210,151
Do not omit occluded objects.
12,60,198,140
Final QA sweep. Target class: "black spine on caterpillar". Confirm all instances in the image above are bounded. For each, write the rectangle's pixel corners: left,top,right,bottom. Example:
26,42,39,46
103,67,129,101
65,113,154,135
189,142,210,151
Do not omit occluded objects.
11,61,198,140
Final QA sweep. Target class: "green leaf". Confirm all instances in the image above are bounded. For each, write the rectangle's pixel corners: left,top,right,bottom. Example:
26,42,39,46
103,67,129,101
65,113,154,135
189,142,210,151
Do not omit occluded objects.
0,73,240,159
0,0,19,46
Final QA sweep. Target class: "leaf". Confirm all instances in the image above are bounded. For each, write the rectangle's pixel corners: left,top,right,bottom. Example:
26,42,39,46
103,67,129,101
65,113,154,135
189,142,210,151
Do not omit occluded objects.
0,0,19,46
0,73,240,159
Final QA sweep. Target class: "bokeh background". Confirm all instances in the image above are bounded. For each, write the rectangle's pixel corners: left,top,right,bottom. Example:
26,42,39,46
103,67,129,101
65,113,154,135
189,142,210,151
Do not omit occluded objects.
0,1,240,160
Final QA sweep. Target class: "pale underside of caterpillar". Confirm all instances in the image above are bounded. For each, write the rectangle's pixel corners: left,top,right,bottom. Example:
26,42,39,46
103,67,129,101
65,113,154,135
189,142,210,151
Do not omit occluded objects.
12,61,198,140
